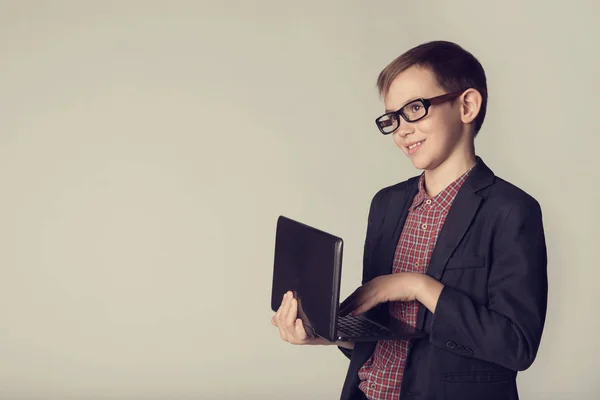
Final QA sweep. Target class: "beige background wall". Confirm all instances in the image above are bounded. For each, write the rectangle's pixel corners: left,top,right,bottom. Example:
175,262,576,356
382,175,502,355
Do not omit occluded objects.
0,1,598,399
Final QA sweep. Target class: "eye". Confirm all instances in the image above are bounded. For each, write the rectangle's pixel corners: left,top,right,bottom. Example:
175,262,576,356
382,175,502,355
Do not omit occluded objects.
410,104,422,113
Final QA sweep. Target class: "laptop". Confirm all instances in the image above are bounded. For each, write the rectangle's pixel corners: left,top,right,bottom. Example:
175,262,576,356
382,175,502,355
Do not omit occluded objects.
270,215,426,342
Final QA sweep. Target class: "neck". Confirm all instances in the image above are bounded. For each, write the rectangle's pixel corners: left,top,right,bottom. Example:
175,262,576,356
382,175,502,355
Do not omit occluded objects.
423,146,476,197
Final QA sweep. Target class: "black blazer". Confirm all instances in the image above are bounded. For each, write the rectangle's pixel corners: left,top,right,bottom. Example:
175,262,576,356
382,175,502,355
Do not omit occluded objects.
338,157,548,400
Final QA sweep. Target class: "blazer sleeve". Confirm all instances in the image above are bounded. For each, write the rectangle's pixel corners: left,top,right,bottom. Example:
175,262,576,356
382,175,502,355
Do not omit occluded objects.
429,198,548,371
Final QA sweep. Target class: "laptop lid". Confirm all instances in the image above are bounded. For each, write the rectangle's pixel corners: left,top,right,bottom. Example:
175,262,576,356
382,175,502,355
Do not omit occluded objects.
271,216,343,342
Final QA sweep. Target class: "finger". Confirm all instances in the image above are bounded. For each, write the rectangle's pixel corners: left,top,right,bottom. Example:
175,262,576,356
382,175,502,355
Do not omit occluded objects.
288,318,311,345
340,290,362,316
281,294,297,338
277,298,291,340
274,304,283,327
286,297,298,329
339,293,356,314
277,323,288,342
281,292,292,322
274,292,289,327
351,295,379,316
340,299,358,316
339,290,358,310
339,299,356,317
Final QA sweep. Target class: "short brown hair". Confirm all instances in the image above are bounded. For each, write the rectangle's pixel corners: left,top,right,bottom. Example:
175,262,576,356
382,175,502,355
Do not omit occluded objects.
377,41,488,134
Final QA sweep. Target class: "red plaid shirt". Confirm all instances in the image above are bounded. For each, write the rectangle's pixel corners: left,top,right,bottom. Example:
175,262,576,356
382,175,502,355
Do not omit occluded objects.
358,168,472,400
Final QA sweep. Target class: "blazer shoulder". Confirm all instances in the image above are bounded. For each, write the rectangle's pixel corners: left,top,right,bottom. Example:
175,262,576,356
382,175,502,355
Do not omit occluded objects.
488,176,542,213
372,175,420,204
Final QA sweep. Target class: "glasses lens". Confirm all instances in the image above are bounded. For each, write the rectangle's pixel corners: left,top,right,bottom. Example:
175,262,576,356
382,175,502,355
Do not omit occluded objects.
377,114,399,134
401,100,426,121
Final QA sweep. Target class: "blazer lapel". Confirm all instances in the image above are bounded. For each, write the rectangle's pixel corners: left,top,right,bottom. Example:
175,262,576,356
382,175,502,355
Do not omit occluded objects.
425,188,481,281
416,158,495,330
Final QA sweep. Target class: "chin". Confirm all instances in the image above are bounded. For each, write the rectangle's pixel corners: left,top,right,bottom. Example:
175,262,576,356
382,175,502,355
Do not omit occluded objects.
409,155,433,170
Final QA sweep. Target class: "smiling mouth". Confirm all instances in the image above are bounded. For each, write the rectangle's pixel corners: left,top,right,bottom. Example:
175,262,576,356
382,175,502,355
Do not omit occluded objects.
407,140,425,150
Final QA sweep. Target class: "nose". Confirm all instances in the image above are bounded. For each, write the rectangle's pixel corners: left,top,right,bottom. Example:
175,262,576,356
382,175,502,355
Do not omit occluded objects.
395,121,415,138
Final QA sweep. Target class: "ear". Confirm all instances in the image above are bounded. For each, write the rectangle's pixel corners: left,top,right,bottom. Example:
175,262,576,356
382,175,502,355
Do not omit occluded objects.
460,88,482,125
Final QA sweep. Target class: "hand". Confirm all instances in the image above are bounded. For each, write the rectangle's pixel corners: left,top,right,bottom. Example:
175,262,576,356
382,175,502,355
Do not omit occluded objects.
271,291,330,345
339,273,425,317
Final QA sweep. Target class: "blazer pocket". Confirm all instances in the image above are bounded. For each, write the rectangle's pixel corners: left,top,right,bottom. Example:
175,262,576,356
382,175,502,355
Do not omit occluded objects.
442,371,512,383
441,372,516,400
445,255,485,270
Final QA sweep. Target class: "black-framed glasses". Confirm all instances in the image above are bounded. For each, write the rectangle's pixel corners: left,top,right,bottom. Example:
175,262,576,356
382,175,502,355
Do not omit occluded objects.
375,90,465,135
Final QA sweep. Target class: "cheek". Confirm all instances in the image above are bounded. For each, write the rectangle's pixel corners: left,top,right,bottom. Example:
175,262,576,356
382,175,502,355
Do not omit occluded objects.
418,114,456,145
415,121,455,157
415,118,443,144
417,118,436,135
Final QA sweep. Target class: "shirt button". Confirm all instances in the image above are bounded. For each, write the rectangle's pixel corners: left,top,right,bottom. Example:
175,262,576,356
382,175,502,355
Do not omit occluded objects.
370,383,377,389
425,199,432,205
421,223,428,230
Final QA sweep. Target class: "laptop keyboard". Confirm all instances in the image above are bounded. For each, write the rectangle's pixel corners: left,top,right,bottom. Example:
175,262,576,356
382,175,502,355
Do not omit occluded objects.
337,314,390,337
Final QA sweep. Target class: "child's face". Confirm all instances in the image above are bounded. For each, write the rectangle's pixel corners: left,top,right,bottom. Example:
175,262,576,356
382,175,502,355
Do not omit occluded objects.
384,66,468,171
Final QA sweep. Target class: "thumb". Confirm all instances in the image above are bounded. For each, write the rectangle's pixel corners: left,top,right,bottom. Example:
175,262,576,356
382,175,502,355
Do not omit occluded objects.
295,318,308,339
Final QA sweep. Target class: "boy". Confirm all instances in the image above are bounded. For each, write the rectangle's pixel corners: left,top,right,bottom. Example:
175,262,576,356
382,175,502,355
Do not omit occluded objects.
271,40,548,400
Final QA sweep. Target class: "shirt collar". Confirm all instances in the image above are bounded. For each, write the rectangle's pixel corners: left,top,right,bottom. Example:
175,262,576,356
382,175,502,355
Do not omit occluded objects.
410,162,476,212
410,173,429,210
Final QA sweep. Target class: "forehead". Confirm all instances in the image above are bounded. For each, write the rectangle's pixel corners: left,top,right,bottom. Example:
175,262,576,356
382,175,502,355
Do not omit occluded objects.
384,66,441,111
